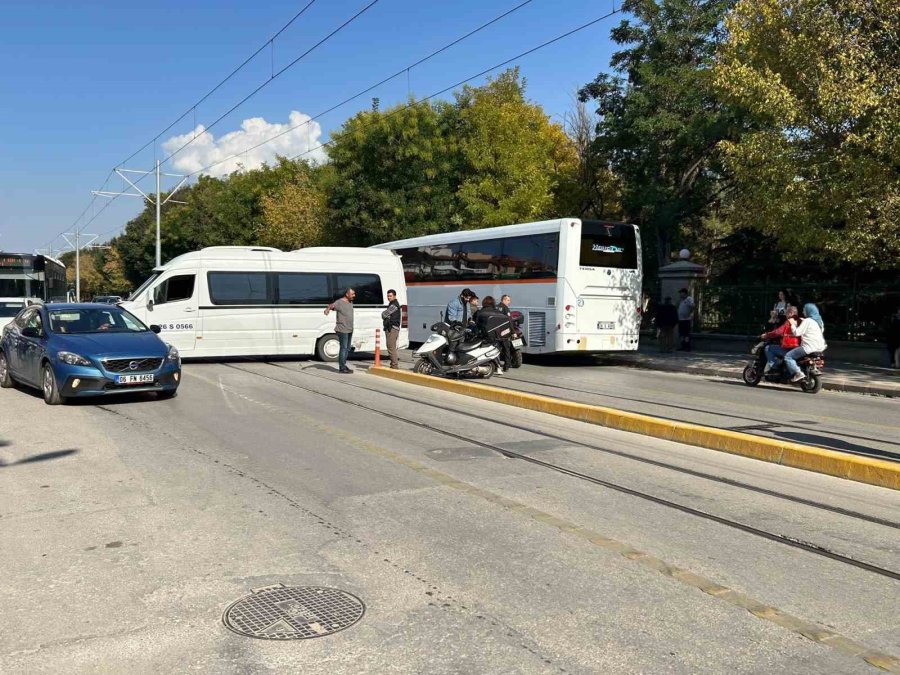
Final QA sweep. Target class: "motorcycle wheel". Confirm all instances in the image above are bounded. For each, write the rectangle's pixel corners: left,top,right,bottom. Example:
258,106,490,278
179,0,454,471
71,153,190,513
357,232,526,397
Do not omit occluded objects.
742,362,762,386
413,359,437,376
800,373,823,394
510,349,523,369
480,361,496,379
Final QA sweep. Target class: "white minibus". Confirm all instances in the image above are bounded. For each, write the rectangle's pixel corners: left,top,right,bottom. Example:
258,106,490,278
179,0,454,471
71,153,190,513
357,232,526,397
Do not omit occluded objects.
374,219,642,354
120,246,409,360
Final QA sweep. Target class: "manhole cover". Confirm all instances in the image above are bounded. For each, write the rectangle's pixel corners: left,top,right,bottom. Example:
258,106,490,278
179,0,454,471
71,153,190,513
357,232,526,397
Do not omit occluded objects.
223,585,365,640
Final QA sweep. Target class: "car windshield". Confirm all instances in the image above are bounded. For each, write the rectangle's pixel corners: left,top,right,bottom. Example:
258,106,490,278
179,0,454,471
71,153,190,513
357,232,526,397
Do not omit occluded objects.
0,302,24,318
48,307,149,334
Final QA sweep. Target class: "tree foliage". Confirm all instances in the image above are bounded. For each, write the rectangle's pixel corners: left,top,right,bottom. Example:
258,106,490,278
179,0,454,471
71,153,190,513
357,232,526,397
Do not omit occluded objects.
326,99,462,245
454,70,578,227
715,0,900,267
578,0,743,269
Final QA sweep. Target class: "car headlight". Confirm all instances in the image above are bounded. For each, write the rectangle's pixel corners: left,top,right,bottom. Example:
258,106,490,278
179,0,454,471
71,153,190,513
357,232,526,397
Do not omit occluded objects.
166,344,180,362
57,351,92,366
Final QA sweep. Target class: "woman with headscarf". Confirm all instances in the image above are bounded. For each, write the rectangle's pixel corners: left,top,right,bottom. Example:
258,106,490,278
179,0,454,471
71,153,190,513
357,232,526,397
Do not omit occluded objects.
785,303,827,382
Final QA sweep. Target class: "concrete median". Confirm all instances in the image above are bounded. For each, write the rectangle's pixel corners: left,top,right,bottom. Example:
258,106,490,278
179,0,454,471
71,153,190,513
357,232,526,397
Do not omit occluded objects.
369,367,900,491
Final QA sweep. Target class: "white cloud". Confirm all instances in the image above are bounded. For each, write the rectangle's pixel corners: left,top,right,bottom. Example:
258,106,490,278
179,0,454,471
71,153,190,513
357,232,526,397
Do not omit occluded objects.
162,111,327,177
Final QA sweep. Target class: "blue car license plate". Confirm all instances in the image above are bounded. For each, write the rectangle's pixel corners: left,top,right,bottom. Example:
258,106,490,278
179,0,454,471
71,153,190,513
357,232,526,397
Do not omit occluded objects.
115,374,155,385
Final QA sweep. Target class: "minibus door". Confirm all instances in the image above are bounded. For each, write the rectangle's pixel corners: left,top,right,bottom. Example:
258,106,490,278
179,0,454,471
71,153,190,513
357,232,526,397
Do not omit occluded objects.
145,273,198,352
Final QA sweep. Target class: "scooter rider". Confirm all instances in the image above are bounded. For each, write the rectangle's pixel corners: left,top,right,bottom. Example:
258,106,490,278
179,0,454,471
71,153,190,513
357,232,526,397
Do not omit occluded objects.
760,305,799,373
785,303,827,382
445,288,477,327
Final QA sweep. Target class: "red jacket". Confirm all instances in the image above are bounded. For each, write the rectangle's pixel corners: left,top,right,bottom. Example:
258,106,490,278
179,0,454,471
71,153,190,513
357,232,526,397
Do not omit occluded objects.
763,322,800,349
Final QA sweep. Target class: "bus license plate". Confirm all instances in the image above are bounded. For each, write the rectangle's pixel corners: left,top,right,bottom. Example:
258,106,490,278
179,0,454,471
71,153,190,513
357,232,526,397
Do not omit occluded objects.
512,338,524,348
115,374,155,385
597,322,615,330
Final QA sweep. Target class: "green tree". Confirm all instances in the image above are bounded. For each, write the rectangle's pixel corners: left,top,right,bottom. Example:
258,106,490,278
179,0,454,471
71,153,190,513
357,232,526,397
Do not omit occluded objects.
578,0,742,271
60,251,103,299
715,0,900,267
326,99,462,245
258,164,329,250
454,69,579,227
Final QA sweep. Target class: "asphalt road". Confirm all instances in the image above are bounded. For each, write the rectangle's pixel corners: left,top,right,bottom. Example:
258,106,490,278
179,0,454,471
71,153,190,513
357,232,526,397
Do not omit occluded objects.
384,349,900,462
1,360,898,673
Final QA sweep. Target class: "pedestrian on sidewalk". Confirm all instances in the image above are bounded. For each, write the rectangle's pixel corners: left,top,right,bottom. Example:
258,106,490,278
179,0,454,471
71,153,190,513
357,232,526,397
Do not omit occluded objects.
656,296,678,353
768,289,789,326
887,307,900,369
324,288,356,374
381,289,402,369
677,288,695,351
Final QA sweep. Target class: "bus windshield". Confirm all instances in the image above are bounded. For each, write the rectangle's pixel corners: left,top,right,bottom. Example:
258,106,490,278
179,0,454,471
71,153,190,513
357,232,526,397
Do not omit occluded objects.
579,222,638,269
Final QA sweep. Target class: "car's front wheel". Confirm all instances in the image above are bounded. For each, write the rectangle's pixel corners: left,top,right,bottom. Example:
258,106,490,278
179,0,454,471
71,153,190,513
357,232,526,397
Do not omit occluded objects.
42,363,64,405
0,351,15,388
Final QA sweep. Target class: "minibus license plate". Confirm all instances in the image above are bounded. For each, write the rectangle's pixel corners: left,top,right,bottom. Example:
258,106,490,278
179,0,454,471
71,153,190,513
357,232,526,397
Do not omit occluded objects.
597,322,615,330
115,374,155,385
512,338,524,348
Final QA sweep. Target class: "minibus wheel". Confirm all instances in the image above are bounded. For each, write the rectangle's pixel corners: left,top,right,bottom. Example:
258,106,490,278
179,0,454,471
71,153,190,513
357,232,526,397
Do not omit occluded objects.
316,334,340,362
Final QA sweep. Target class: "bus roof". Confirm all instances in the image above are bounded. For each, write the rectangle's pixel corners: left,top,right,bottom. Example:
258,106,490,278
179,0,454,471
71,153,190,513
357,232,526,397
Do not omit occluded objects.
373,219,571,251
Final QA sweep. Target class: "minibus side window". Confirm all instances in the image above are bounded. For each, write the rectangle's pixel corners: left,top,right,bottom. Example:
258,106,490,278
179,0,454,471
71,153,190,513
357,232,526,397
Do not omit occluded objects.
153,274,196,305
333,274,383,305
276,273,331,304
208,272,273,305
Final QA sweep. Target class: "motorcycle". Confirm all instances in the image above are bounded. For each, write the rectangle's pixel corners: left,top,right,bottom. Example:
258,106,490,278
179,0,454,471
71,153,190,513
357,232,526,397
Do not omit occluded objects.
508,310,526,368
742,340,825,394
413,321,501,378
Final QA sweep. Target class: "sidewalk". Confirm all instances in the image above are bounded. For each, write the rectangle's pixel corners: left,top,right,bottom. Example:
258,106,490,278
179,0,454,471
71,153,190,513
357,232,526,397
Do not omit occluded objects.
595,345,900,397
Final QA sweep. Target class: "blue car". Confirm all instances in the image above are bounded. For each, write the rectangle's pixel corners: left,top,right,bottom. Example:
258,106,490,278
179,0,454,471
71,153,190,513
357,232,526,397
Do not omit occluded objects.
0,303,181,405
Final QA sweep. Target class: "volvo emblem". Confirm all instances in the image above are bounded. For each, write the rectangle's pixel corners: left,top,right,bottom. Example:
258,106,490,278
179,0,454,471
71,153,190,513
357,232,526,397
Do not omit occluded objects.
128,361,139,371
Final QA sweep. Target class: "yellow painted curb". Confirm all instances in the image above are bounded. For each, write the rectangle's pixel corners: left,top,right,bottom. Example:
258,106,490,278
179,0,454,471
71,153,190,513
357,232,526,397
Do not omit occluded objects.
369,367,900,491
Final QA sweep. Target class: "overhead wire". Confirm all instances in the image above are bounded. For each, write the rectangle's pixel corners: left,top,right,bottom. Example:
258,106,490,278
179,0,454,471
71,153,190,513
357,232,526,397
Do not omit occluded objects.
284,8,625,165
74,6,625,247
43,0,323,252
185,0,538,178
90,0,541,240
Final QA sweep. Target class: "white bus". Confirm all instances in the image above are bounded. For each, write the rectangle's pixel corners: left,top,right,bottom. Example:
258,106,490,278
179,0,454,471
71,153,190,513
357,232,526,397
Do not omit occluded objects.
375,219,642,354
120,246,409,360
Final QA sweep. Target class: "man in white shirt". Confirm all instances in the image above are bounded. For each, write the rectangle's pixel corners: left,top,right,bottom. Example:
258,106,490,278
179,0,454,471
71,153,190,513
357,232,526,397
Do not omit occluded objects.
677,288,695,351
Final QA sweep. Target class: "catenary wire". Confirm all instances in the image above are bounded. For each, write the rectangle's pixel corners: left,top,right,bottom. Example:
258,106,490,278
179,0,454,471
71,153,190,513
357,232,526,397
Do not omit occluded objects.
185,0,541,177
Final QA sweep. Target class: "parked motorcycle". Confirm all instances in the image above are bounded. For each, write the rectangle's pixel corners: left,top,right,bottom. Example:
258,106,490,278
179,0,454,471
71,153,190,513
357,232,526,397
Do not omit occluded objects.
413,322,501,378
508,310,526,368
742,340,825,394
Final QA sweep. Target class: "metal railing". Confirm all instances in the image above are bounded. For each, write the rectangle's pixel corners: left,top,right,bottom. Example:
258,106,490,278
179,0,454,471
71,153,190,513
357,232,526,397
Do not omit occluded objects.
694,284,900,342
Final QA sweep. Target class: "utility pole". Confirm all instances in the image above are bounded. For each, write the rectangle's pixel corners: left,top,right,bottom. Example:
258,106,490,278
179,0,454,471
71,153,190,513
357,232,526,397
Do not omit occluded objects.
61,231,98,302
93,161,188,268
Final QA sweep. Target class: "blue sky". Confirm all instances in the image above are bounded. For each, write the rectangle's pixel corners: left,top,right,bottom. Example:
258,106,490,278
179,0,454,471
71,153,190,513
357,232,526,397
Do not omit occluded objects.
0,0,621,254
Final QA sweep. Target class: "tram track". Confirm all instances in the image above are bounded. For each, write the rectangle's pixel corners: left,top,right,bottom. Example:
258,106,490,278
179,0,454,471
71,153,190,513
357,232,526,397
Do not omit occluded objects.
265,361,900,530
218,361,900,582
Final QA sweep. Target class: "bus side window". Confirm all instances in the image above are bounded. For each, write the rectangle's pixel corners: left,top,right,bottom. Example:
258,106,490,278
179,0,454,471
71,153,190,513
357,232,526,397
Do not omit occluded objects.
153,274,196,305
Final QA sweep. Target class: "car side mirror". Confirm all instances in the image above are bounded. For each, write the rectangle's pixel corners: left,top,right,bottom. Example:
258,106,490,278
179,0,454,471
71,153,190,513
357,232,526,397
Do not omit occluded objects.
21,327,41,338
147,298,154,311
149,325,161,334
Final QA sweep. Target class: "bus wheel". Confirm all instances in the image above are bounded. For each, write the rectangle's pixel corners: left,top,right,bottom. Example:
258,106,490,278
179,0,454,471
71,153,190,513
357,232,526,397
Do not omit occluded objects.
316,334,340,362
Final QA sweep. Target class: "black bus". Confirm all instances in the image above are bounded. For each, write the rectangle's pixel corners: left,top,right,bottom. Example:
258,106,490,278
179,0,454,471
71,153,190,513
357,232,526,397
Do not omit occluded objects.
0,252,68,302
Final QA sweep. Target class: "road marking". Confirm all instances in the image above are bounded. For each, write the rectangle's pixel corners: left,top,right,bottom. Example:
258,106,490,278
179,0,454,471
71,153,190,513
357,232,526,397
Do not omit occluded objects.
194,367,899,671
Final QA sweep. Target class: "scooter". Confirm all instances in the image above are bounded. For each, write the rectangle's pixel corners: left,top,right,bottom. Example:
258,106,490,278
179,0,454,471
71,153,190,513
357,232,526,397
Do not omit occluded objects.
742,340,825,394
413,322,501,378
